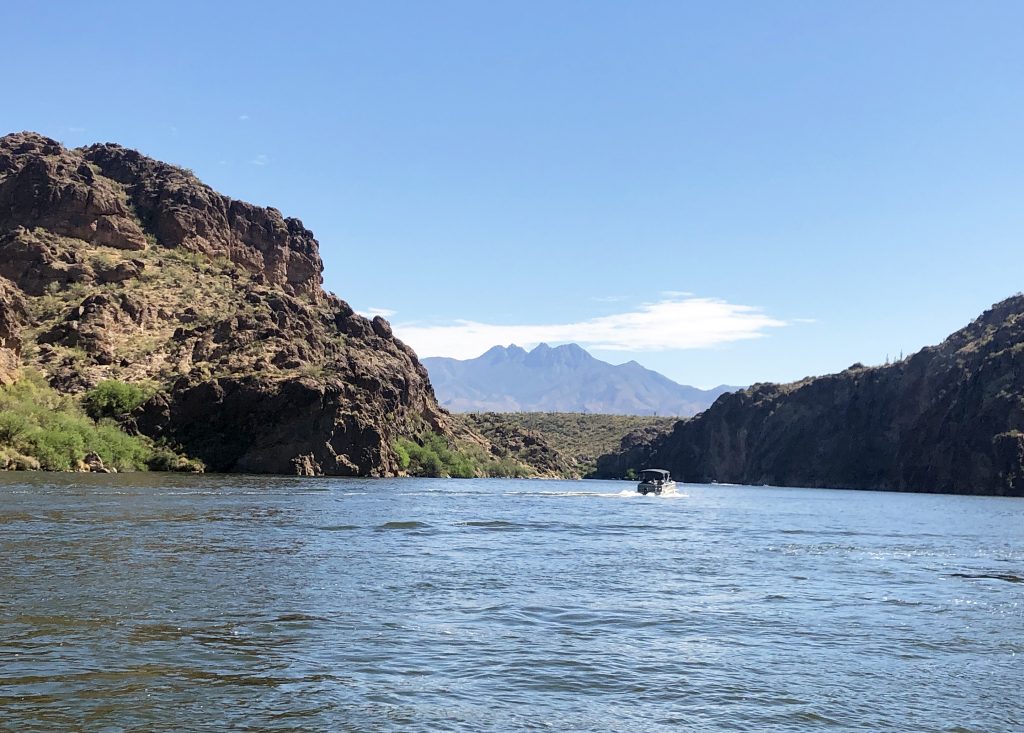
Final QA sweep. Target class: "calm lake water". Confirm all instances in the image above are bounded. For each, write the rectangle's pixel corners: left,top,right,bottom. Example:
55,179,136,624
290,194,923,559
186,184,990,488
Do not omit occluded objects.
0,475,1021,732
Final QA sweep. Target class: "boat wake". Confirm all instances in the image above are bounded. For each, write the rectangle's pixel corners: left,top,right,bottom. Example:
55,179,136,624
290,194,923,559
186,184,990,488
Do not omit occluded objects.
500,489,688,499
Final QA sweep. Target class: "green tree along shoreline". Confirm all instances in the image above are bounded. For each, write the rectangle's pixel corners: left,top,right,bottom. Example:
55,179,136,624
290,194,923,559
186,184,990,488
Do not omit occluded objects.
0,371,201,472
394,435,532,478
83,380,150,421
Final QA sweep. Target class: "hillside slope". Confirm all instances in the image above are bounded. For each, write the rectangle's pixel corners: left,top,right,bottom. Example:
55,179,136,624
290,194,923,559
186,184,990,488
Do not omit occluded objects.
0,131,455,475
424,343,735,416
595,295,1024,496
458,412,676,477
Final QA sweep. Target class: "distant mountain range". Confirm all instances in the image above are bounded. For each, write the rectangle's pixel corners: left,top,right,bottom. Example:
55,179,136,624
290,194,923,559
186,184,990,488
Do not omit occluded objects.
422,343,738,416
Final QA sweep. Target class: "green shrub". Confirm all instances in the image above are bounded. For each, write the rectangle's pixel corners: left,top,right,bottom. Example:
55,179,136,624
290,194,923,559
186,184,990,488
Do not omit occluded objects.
148,447,205,472
92,421,153,471
394,435,532,478
395,435,474,478
483,456,532,478
0,371,197,472
89,252,116,271
0,411,32,443
394,440,411,471
83,380,148,420
24,422,86,471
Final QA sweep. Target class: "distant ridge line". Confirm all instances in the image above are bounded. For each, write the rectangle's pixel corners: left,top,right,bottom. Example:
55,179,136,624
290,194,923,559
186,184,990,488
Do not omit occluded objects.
422,343,738,416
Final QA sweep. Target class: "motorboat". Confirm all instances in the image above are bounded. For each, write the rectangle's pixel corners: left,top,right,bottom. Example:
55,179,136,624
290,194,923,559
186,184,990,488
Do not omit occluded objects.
637,468,677,496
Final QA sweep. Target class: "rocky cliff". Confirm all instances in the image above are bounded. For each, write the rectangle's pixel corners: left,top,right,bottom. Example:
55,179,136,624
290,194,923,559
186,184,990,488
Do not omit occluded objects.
0,278,26,386
595,296,1024,496
0,131,454,475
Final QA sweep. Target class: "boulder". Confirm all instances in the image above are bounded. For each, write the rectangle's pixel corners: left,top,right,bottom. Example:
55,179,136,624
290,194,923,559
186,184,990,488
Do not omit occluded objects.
95,258,144,284
92,215,148,251
83,452,112,473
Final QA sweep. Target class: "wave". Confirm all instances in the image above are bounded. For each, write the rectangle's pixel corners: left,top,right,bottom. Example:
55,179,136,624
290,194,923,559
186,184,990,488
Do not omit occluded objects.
375,521,431,531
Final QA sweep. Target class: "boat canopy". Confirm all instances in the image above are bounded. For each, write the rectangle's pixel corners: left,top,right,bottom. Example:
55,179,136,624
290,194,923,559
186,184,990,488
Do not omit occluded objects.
639,468,671,481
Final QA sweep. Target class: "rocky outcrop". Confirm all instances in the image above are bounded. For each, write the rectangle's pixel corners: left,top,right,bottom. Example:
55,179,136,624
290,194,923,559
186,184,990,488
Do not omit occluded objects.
0,131,454,475
134,302,447,475
0,133,147,252
0,131,322,298
0,228,97,296
595,295,1024,496
82,141,323,298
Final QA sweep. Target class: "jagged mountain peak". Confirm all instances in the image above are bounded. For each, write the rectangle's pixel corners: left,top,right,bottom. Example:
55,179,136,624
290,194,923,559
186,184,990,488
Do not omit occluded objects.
524,342,594,367
422,342,736,416
478,344,530,363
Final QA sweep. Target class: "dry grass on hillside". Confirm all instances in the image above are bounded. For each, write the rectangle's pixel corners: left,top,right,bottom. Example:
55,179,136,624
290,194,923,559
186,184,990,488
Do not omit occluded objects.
457,412,677,477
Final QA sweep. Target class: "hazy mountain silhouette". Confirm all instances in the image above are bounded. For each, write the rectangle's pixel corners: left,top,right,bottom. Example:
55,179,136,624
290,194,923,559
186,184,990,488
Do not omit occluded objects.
422,343,737,416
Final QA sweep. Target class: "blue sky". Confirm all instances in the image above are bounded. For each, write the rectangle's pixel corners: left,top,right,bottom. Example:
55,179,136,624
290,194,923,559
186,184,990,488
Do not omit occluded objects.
6,1,1023,387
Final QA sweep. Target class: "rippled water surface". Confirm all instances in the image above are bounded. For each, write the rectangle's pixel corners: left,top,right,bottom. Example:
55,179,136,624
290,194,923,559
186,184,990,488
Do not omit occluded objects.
1,475,1022,732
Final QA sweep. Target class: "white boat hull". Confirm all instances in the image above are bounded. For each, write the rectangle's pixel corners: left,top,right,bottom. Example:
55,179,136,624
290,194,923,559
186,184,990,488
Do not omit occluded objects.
637,480,677,496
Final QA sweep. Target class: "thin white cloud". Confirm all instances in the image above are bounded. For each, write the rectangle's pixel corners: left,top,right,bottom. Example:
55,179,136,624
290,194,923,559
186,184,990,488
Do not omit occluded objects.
68,126,86,133
357,307,396,319
792,317,818,324
239,113,250,121
590,294,629,303
249,154,269,166
394,295,787,359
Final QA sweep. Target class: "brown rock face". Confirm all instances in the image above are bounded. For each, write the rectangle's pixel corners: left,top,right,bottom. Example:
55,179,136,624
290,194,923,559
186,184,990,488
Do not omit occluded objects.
133,291,449,474
0,133,147,251
595,295,1024,496
82,141,323,298
138,376,414,476
0,131,322,298
0,130,453,475
0,228,96,296
0,277,26,385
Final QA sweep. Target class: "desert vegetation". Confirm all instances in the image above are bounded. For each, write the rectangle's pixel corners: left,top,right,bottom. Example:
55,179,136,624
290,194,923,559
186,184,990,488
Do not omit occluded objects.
456,412,677,477
0,371,200,472
395,434,533,479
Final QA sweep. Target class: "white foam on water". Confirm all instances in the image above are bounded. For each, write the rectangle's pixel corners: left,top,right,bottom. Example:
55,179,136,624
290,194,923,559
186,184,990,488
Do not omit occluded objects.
499,488,689,500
